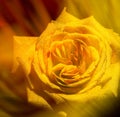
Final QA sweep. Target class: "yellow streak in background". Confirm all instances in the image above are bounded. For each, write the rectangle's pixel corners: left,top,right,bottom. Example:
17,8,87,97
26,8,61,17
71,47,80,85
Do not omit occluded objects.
65,0,120,34
0,18,14,68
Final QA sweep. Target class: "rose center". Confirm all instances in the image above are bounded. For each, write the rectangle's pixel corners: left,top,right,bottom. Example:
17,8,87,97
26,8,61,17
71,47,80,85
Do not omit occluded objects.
49,39,93,85
51,39,91,69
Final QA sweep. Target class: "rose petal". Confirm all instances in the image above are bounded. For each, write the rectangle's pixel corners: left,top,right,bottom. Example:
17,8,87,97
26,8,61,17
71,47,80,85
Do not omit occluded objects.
12,36,37,75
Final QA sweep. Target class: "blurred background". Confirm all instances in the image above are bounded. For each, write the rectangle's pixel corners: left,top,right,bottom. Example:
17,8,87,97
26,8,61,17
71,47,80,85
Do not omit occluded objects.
0,0,120,116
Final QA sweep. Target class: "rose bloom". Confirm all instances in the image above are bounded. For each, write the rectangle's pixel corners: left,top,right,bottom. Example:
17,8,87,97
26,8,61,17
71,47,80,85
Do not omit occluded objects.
13,9,120,117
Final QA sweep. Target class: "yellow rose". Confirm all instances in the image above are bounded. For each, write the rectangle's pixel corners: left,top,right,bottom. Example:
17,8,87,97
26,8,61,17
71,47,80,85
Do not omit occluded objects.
13,8,120,117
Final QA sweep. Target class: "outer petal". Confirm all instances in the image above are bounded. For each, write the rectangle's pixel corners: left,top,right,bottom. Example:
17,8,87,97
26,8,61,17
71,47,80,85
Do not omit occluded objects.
56,8,81,24
27,88,53,111
12,36,37,75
